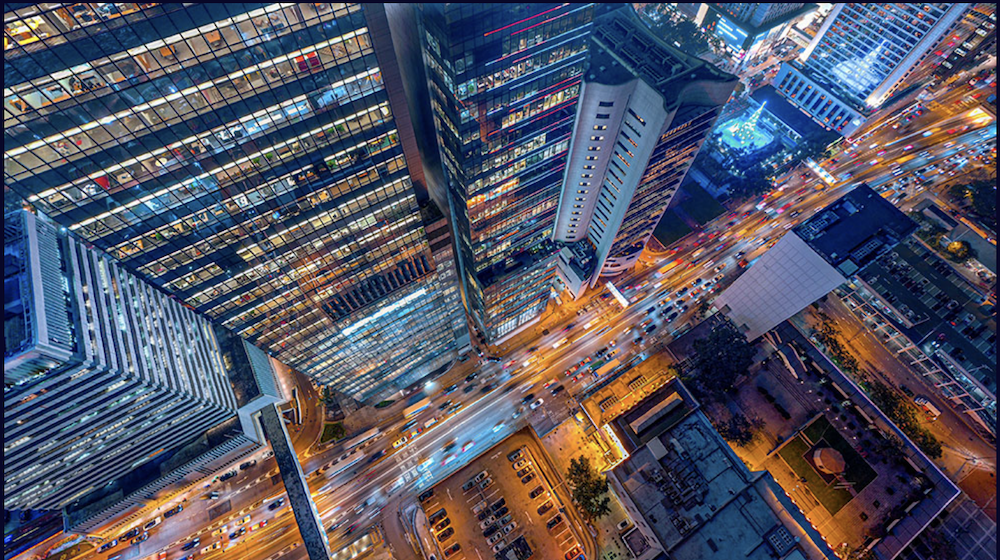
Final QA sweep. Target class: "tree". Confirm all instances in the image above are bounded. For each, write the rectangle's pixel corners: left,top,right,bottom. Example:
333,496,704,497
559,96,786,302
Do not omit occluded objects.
968,179,997,230
716,413,764,447
566,456,612,522
945,240,972,262
689,323,756,401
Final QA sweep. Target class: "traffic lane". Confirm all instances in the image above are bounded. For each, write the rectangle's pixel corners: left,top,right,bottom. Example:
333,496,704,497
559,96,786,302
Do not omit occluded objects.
820,299,995,452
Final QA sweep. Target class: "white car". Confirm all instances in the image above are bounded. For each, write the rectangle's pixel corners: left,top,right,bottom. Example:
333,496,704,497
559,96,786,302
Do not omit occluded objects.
493,422,505,433
530,399,544,410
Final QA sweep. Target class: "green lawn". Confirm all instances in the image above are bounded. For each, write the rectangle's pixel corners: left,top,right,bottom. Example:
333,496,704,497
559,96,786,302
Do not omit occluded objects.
653,210,694,247
321,422,345,443
778,436,853,515
679,182,726,225
802,416,878,491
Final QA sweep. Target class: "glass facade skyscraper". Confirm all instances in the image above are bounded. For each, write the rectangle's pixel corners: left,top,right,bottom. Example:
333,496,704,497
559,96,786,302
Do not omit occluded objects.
4,3,461,401
418,4,618,342
773,3,969,135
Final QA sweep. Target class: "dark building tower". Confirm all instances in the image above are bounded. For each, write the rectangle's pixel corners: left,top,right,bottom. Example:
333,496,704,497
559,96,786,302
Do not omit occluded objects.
418,4,620,342
552,8,738,297
3,4,461,401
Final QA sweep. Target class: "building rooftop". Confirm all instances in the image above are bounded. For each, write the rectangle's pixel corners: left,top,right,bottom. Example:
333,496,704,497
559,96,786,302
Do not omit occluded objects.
750,85,838,142
588,8,736,109
609,381,838,560
794,184,917,275
857,240,996,396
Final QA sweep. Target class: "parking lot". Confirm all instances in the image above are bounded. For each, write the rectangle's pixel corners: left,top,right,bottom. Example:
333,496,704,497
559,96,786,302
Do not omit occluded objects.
417,430,584,560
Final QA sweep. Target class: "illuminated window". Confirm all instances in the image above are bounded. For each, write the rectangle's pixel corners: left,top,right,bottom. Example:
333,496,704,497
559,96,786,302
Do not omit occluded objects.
587,146,601,151
590,136,604,141
593,125,607,130
586,155,598,161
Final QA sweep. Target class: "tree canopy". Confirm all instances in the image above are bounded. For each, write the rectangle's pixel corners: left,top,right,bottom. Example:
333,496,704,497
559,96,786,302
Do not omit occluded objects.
566,456,612,521
690,323,756,401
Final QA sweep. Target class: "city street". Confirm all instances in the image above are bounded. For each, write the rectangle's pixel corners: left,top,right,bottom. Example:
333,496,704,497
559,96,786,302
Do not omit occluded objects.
27,48,995,560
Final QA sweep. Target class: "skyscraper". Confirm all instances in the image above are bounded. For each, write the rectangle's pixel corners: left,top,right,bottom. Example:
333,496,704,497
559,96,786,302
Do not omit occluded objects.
772,3,969,136
4,210,240,511
552,8,738,297
418,3,619,342
4,3,461,401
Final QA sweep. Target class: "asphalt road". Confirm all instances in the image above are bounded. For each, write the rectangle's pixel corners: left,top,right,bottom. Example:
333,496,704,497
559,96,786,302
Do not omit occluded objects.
26,57,996,560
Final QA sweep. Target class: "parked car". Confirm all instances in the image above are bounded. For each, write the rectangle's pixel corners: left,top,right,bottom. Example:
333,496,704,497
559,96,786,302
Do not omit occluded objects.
507,450,523,462
521,473,535,484
529,486,546,499
418,490,434,504
437,527,455,542
435,518,451,532
546,515,564,530
130,532,148,546
164,504,183,518
119,528,140,541
444,543,462,558
240,460,256,470
143,517,161,531
537,501,553,515
219,470,237,481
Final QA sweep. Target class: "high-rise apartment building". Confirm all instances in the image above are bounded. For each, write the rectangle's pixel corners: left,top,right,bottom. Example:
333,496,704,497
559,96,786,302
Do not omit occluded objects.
3,3,461,401
552,8,737,297
4,210,240,511
418,3,619,342
773,3,969,136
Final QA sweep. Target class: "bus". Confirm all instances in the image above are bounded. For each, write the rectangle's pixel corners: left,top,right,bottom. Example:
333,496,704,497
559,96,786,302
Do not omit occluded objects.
593,359,621,378
552,337,569,349
344,428,380,451
404,397,431,418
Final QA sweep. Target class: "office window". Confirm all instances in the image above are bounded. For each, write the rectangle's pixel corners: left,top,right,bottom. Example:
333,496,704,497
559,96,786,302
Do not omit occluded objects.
598,101,614,107
627,108,645,125
586,155,598,161
581,174,592,178
593,125,607,130
587,146,601,151
596,113,610,119
583,165,595,170
590,136,604,141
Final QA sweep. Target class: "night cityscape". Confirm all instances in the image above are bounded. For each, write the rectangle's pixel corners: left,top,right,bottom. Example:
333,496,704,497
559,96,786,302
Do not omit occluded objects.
3,3,997,560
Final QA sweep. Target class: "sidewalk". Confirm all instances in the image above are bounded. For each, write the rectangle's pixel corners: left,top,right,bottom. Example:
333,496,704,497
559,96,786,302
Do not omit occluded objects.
541,419,633,560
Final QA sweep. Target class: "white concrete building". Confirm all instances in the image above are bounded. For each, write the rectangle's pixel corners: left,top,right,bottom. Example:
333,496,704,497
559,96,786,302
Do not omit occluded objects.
553,9,737,298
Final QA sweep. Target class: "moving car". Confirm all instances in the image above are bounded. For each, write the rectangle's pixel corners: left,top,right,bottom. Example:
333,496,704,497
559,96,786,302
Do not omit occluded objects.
181,539,200,551
530,399,544,410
